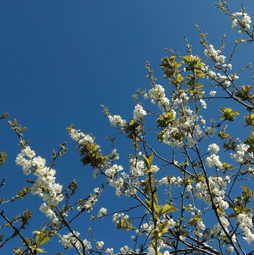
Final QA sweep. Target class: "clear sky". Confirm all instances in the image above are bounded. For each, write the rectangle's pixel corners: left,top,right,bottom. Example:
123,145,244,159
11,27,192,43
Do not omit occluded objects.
1,0,254,254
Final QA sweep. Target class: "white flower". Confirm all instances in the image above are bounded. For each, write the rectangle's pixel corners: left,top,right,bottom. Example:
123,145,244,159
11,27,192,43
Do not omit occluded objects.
223,63,232,70
147,247,156,255
186,184,192,192
167,219,176,229
200,99,207,109
208,143,220,154
133,104,147,121
224,80,231,87
159,177,168,185
96,241,104,249
149,84,165,100
204,44,226,64
83,239,92,249
61,231,82,250
108,115,126,128
227,246,234,253
97,207,107,218
206,154,222,168
209,90,216,97
230,143,250,163
108,148,119,160
106,248,114,253
231,12,252,33
23,146,36,158
205,126,216,137
197,220,206,230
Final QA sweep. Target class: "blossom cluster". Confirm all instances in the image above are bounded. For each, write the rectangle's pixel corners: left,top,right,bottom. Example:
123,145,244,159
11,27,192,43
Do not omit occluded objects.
97,207,107,218
126,157,146,196
143,84,219,150
159,175,183,187
148,84,166,101
105,164,124,197
143,83,220,148
108,114,127,129
202,64,234,88
108,148,119,161
195,176,230,210
96,241,104,249
171,91,189,109
206,154,222,168
69,128,151,199
15,146,96,252
237,213,254,244
76,187,102,213
16,146,63,222
133,104,147,121
119,245,138,255
231,12,252,34
112,212,131,226
193,220,206,238
211,215,236,243
230,143,250,163
60,231,92,252
146,84,170,112
160,105,216,148
77,191,99,213
202,44,238,88
69,128,95,144
208,143,220,154
204,44,226,64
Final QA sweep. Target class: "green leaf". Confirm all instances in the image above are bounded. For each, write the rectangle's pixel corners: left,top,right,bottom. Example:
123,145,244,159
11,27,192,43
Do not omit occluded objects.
156,111,176,128
148,153,153,168
36,231,51,246
143,153,153,170
162,204,177,214
220,107,239,121
36,248,47,253
153,202,161,214
142,155,149,169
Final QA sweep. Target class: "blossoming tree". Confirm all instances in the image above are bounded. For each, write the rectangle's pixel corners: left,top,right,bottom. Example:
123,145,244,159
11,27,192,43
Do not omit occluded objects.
1,1,254,254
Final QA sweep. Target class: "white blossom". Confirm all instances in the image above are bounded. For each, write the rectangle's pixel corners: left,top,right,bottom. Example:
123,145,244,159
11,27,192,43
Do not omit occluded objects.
208,143,220,154
97,207,107,218
133,104,147,121
209,90,216,97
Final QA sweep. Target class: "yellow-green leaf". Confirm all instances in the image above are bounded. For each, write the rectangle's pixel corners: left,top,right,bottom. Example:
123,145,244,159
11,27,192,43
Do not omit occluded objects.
162,204,177,214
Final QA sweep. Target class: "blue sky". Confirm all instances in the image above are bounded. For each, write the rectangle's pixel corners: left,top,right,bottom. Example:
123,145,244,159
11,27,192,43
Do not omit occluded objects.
1,0,254,254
